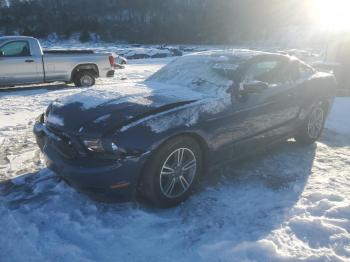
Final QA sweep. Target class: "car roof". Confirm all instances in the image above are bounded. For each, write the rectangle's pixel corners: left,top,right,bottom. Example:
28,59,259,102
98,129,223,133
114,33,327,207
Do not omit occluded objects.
189,49,289,61
0,36,36,42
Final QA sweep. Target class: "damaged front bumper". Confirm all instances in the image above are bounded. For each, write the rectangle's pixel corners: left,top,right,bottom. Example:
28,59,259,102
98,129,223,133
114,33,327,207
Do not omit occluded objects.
33,116,147,201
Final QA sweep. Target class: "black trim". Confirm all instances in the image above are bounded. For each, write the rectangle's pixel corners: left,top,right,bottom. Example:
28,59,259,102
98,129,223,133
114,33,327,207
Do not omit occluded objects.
44,49,94,55
107,70,115,77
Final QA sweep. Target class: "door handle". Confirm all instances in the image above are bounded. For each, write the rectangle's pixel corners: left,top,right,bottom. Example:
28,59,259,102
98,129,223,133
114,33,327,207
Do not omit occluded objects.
25,59,34,63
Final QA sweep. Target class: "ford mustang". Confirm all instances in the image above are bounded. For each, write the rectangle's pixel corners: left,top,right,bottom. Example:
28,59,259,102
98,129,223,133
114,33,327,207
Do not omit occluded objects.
34,50,337,207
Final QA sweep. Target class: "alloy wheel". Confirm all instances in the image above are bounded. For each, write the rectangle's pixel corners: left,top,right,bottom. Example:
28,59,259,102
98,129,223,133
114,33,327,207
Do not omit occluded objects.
159,148,197,199
307,106,324,139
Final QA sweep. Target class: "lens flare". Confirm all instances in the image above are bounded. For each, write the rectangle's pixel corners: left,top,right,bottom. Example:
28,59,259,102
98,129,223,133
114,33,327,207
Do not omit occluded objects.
311,0,350,31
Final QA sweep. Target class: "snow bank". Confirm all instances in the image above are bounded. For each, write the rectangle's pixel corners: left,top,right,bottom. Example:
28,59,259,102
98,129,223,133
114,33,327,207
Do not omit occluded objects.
41,39,182,60
326,97,350,135
117,47,173,59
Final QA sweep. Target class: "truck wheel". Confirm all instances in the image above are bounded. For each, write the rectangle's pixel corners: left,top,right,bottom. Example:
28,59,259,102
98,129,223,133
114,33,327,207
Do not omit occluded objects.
74,71,95,87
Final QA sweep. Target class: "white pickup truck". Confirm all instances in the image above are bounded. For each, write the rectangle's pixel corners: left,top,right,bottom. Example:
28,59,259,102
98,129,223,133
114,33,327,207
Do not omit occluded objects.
0,36,118,87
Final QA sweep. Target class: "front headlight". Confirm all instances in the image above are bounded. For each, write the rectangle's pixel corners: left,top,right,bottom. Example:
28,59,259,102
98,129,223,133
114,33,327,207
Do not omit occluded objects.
83,139,105,153
45,103,53,123
83,139,121,155
36,113,45,123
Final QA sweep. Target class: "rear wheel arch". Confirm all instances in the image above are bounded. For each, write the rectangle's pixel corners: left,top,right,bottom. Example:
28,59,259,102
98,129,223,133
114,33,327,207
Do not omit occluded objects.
302,97,331,118
295,98,328,144
319,98,331,115
71,63,99,81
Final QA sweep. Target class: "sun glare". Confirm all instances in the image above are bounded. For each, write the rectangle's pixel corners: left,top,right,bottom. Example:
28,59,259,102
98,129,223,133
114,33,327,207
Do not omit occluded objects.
312,0,350,30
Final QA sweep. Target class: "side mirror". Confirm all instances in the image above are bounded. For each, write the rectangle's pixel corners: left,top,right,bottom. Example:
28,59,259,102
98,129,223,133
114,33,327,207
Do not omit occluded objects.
239,81,268,94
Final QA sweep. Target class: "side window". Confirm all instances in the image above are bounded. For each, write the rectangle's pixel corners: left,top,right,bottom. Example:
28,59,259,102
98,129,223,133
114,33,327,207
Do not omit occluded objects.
288,61,314,81
243,60,283,84
288,61,300,81
0,41,31,57
212,62,240,79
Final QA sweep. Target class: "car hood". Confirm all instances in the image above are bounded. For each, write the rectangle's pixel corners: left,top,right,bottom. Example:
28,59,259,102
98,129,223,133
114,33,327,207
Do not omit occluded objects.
46,82,207,136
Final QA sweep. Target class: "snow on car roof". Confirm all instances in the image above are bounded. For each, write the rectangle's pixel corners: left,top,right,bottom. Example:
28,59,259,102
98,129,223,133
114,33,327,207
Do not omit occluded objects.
189,48,276,58
146,49,268,89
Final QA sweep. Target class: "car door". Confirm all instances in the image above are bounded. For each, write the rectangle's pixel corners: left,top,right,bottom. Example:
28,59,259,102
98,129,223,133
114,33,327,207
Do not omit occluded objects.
0,40,42,85
227,56,301,154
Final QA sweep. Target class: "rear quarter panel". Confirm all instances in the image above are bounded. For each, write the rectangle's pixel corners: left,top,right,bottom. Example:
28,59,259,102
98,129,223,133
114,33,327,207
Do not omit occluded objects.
299,72,337,116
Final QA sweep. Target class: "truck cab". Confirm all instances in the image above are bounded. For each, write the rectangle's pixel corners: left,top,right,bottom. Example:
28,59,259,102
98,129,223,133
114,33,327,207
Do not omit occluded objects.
0,36,44,85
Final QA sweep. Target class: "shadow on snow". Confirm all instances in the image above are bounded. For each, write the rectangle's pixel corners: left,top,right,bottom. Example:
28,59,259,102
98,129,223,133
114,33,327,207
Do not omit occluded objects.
0,135,320,260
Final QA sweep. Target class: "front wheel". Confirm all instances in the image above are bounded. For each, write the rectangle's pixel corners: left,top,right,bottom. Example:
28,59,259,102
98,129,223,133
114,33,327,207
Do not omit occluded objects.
74,71,95,87
139,136,203,208
295,102,326,144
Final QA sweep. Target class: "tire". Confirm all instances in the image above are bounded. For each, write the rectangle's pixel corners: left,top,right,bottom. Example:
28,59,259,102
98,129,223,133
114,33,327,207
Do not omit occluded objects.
139,136,203,208
73,71,95,87
295,101,326,144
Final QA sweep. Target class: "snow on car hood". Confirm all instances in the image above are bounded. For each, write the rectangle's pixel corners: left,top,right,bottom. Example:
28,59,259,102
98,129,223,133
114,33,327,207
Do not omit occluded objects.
46,81,226,135
46,51,259,134
54,81,210,111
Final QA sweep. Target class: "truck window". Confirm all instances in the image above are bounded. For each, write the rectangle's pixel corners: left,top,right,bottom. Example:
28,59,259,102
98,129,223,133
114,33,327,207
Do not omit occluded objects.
0,41,31,57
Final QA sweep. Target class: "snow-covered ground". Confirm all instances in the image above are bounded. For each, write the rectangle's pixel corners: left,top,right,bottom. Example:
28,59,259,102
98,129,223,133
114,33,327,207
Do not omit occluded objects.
40,39,185,60
39,36,324,64
0,57,350,262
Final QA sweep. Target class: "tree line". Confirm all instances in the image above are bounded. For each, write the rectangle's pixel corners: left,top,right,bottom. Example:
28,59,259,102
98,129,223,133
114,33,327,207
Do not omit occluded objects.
0,0,312,44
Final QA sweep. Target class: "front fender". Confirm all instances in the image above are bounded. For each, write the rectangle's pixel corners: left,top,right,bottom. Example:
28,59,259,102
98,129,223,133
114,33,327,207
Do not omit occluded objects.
114,120,209,155
113,97,228,154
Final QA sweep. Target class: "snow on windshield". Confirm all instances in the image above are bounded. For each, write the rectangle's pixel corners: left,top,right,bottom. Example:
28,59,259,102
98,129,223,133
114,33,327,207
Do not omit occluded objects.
147,51,252,89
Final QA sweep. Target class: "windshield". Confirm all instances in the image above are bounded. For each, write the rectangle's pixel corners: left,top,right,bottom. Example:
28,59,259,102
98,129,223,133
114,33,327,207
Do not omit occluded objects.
147,51,250,89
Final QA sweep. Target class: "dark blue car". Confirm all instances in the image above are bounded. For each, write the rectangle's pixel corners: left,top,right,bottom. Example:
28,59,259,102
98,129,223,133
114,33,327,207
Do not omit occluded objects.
34,50,336,207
